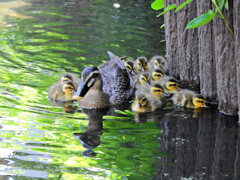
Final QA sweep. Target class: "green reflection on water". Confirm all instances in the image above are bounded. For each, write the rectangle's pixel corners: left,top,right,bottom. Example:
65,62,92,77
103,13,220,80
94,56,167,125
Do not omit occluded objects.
0,0,164,179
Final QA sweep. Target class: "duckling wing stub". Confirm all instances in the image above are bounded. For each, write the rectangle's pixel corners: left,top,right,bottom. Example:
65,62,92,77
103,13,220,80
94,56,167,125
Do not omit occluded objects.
98,51,135,105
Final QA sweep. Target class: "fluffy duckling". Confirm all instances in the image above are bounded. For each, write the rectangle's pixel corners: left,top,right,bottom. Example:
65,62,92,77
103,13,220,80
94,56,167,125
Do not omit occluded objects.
124,60,136,76
137,82,166,100
149,55,168,74
73,51,134,108
48,81,76,101
171,89,206,108
131,92,162,113
158,76,179,94
150,67,165,81
58,73,81,88
135,56,148,72
133,72,151,87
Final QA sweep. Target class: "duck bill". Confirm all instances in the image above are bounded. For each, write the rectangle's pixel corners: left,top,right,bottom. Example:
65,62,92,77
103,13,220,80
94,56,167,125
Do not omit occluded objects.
163,92,170,97
146,81,150,86
131,69,135,75
137,103,142,109
141,67,145,72
72,82,89,100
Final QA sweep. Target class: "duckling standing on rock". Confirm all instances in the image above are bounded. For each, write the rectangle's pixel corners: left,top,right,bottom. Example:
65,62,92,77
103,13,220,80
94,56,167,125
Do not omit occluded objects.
133,72,151,87
135,56,148,72
158,76,179,94
48,81,76,101
131,92,162,113
73,51,134,109
171,89,206,108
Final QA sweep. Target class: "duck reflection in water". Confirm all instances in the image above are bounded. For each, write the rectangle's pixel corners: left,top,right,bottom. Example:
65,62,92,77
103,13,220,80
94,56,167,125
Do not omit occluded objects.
49,99,78,113
73,108,108,157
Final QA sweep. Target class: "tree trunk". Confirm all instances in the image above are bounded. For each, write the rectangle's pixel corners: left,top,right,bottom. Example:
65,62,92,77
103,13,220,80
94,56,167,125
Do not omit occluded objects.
164,0,239,115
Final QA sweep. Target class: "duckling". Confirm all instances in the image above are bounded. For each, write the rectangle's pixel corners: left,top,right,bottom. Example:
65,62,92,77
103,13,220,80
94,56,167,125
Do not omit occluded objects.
73,51,134,108
124,60,136,76
133,72,151,87
171,89,206,108
48,81,76,101
149,55,168,74
137,82,166,100
158,76,179,94
150,67,165,81
58,73,81,88
135,56,148,72
131,92,162,113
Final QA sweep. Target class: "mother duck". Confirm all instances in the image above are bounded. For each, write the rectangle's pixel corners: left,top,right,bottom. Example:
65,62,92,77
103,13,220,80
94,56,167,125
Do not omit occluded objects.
73,51,135,109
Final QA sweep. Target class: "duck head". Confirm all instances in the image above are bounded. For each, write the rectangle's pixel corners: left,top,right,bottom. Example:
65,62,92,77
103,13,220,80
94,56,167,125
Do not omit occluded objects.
63,81,75,95
166,78,179,93
192,95,206,108
136,56,148,72
151,68,164,81
61,74,73,83
152,56,166,69
73,66,101,100
125,60,136,75
139,72,151,86
150,83,166,97
135,93,149,109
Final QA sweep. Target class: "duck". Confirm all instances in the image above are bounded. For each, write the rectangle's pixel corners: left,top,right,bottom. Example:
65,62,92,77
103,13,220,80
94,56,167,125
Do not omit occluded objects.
58,73,81,88
124,60,136,76
73,51,135,109
135,56,148,72
149,55,168,74
48,80,76,101
136,82,166,100
131,92,162,113
158,76,179,94
133,72,151,87
150,67,165,81
171,89,206,108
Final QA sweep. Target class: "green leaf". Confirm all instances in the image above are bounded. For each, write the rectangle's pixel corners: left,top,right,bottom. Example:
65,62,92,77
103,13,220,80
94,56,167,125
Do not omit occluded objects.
156,4,176,17
151,0,164,10
175,0,193,12
186,10,217,29
224,0,229,10
160,24,165,28
217,0,225,10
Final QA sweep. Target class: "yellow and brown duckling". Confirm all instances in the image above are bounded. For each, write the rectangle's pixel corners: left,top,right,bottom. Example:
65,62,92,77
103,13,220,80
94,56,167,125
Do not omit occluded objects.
136,82,166,100
48,80,76,101
73,51,135,109
131,92,162,113
135,56,148,72
124,60,136,76
158,76,179,94
133,72,151,87
58,73,81,88
149,55,168,74
150,67,165,81
171,89,206,108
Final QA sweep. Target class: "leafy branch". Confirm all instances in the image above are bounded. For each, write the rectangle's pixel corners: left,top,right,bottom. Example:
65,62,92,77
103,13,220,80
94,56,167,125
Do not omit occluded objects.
151,0,235,37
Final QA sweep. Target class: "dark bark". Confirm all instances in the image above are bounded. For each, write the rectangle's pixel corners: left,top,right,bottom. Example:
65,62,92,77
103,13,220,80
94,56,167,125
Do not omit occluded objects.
197,0,217,100
235,0,240,120
164,0,179,78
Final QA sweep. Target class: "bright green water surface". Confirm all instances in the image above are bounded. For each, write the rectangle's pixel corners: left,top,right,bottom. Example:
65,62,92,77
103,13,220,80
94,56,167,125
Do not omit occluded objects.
0,0,239,180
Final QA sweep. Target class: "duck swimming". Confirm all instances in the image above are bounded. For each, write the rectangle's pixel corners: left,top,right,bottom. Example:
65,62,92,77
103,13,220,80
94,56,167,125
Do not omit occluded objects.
58,73,81,88
48,80,76,101
73,51,134,109
171,89,206,108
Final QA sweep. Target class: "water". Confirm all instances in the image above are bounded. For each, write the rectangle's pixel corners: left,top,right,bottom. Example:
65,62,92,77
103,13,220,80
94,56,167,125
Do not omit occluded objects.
0,0,239,180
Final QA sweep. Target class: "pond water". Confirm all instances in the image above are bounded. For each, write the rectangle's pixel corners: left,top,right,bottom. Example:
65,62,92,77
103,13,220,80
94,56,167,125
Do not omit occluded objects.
0,0,239,180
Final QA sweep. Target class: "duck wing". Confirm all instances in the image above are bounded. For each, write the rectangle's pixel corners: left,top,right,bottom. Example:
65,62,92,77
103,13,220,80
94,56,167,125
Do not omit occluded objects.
98,51,135,105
